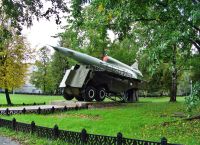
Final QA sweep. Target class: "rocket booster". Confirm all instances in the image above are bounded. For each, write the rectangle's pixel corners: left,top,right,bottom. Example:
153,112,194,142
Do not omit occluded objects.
50,46,142,79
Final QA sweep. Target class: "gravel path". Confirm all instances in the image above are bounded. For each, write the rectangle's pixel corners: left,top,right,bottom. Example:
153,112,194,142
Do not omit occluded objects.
0,136,20,145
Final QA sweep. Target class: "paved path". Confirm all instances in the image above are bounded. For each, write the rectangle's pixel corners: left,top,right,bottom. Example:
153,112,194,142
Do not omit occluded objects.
0,136,20,145
0,101,121,112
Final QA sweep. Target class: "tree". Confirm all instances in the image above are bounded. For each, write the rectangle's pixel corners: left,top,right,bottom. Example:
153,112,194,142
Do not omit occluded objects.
0,27,31,105
0,0,91,33
1,0,69,27
69,0,199,102
186,81,200,114
49,51,69,94
30,47,54,94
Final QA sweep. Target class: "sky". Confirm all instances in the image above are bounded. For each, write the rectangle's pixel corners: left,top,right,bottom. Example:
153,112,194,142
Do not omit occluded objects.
21,0,67,50
21,18,63,50
21,19,115,51
20,1,116,51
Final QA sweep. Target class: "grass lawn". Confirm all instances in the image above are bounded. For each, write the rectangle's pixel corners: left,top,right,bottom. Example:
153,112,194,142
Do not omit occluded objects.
0,93,64,105
0,95,199,145
0,127,66,145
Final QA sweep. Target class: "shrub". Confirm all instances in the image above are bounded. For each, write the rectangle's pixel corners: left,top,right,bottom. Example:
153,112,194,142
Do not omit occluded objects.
185,81,200,113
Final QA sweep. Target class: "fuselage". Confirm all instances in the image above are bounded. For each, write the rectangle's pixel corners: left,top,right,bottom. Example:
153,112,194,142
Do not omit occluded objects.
51,46,142,80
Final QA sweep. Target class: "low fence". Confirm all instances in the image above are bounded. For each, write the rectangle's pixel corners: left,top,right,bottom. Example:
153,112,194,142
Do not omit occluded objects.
0,105,88,115
0,118,181,145
0,102,46,107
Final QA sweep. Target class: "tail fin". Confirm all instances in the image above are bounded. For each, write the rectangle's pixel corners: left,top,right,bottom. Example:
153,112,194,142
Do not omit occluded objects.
131,60,138,70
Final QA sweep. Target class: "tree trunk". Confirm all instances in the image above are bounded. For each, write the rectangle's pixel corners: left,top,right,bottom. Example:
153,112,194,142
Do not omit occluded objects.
170,45,177,102
5,89,12,105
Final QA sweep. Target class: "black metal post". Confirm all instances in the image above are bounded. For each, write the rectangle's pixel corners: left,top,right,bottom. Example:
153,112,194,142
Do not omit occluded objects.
5,108,9,116
117,132,123,145
31,121,36,134
81,129,87,144
161,137,167,145
12,118,16,130
51,106,55,113
37,107,41,114
64,106,67,111
22,108,26,114
75,105,78,110
53,125,59,139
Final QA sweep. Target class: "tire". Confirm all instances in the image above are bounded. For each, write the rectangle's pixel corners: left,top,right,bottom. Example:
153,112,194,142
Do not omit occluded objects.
63,93,74,100
75,95,84,101
83,86,96,102
95,87,106,102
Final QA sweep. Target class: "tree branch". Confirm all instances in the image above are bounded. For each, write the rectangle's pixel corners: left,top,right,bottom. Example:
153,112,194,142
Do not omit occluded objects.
134,18,157,22
192,25,200,32
191,39,200,53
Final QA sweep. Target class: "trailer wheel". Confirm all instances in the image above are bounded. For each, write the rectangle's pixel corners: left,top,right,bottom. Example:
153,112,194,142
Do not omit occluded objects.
75,96,84,101
95,88,106,102
63,93,74,100
84,86,96,101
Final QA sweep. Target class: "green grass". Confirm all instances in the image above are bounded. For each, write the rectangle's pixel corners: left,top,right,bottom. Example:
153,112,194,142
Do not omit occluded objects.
0,95,199,145
0,93,64,105
0,127,66,145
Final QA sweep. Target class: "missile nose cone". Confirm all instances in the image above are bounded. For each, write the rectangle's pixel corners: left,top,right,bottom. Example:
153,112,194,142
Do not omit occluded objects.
49,45,59,51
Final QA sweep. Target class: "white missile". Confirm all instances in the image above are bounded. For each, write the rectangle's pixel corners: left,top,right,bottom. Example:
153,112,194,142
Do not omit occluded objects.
50,46,142,80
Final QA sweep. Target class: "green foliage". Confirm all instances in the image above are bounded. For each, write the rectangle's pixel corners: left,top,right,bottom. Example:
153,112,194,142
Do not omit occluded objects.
30,47,54,93
108,38,139,65
0,127,66,145
186,82,200,113
0,28,31,91
189,55,200,82
58,0,200,101
49,51,69,93
0,0,71,28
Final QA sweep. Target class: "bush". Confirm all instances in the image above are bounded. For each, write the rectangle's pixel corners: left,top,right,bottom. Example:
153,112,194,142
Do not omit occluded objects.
185,81,200,113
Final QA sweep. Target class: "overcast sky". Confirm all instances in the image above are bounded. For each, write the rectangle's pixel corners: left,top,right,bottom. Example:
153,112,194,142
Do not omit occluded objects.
21,19,115,51
21,18,63,49
21,0,67,50
20,0,115,52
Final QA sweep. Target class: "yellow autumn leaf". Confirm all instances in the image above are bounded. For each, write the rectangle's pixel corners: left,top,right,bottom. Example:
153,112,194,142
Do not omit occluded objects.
98,4,104,12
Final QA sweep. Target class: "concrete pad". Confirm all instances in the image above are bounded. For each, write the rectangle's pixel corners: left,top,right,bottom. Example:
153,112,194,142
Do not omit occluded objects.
51,100,88,107
0,101,123,112
51,100,123,109
0,136,20,145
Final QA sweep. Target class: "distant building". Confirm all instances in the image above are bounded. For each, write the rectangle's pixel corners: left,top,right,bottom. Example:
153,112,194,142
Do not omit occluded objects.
14,64,42,94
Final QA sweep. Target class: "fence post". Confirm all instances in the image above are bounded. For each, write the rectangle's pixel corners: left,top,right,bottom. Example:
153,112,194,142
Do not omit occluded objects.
12,118,16,130
75,105,78,110
64,106,67,111
53,124,59,139
22,108,26,114
161,137,167,145
117,132,123,145
31,121,36,134
37,107,41,114
51,106,55,113
5,108,9,116
81,129,87,144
